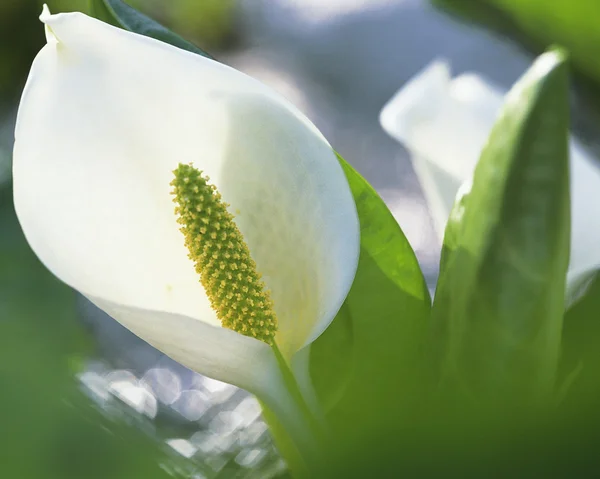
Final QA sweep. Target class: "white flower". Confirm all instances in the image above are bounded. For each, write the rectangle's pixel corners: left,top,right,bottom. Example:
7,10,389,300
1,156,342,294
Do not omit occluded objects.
380,60,600,300
13,7,359,405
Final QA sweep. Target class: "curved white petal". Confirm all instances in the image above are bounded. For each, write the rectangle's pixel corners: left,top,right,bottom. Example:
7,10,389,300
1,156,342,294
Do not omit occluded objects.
380,60,504,242
89,296,276,395
14,9,359,373
380,60,600,299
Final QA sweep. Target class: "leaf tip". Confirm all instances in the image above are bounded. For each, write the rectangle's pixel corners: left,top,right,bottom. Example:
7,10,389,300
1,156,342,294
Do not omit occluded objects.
534,48,569,82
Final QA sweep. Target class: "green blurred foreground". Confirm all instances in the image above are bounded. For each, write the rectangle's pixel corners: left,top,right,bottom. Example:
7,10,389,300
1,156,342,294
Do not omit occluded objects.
0,186,180,478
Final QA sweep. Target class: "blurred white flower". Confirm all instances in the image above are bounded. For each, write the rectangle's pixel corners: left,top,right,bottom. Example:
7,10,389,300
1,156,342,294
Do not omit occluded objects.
380,60,600,300
13,7,359,409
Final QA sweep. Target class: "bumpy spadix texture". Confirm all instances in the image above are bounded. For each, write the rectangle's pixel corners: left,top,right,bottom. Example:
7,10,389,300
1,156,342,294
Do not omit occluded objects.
171,164,277,343
13,9,360,392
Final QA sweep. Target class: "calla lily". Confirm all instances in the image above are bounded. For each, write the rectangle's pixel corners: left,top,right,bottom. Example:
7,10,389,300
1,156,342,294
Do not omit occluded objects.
380,60,600,301
13,6,359,416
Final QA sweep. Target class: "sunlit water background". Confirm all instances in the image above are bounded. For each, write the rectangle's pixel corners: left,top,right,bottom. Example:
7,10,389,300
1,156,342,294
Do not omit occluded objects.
3,0,595,477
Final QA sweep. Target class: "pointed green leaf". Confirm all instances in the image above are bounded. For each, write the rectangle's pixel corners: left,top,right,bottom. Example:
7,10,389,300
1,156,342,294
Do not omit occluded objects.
431,50,571,409
309,155,431,439
88,0,213,58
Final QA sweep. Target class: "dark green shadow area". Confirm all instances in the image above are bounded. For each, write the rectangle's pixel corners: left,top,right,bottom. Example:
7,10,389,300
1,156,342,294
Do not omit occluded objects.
316,409,600,478
558,274,600,415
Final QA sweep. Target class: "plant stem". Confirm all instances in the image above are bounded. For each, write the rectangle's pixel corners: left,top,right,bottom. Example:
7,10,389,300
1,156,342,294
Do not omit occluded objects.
258,343,328,475
272,343,328,439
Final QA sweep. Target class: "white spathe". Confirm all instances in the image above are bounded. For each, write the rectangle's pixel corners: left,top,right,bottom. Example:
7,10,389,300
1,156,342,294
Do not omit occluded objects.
13,8,359,396
380,60,600,301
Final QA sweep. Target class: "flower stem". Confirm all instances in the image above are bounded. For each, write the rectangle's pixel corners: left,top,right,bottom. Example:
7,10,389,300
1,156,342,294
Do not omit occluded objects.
259,343,328,475
272,343,328,438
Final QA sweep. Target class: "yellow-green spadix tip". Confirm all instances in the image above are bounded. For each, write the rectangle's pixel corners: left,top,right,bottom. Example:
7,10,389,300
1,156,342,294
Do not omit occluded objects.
170,163,278,344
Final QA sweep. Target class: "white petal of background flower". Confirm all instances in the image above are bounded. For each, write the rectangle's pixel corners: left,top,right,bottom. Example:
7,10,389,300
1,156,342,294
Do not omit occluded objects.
13,9,359,373
380,60,600,299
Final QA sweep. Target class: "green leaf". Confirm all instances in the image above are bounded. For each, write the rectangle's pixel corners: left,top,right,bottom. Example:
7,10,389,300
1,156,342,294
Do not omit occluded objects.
309,155,431,441
432,0,600,152
88,0,119,26
485,0,600,87
88,0,213,58
557,273,600,413
308,302,353,412
433,0,600,87
431,50,571,410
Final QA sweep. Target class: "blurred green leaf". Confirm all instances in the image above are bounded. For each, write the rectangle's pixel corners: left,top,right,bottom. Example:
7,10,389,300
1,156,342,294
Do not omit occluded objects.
88,0,119,26
129,0,237,51
89,0,213,58
0,186,177,479
431,50,571,410
558,273,600,412
433,0,600,140
311,155,431,441
433,0,600,85
432,0,539,53
487,0,600,85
